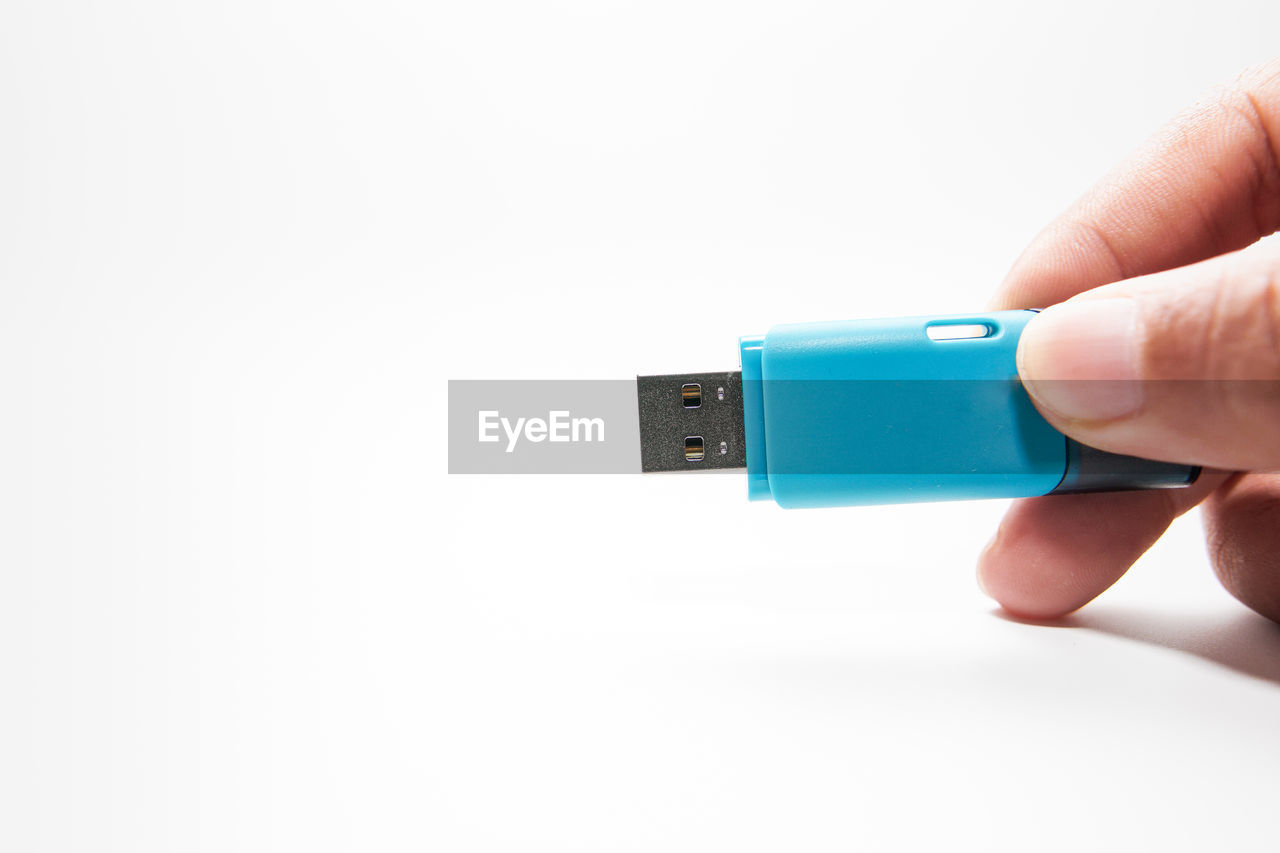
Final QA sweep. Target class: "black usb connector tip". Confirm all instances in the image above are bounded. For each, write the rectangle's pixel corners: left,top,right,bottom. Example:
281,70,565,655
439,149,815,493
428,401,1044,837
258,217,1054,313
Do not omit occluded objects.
636,371,746,472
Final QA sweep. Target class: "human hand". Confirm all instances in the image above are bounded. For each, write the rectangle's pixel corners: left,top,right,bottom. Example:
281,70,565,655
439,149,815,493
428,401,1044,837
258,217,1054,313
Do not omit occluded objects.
978,59,1280,622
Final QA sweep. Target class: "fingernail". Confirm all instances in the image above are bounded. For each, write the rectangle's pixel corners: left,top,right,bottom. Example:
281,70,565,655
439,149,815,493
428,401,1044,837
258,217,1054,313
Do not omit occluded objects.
1017,299,1144,421
975,527,1000,598
975,560,992,598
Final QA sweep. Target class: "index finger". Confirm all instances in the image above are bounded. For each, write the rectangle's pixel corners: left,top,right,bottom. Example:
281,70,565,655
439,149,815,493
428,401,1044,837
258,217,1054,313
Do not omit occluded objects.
992,59,1280,310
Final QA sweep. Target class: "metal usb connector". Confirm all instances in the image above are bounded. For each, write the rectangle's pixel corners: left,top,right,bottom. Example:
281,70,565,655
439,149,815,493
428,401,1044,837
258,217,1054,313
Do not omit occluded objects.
635,371,746,472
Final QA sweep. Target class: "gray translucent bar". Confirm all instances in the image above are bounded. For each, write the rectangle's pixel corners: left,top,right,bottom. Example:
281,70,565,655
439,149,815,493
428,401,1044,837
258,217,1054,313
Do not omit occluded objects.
448,380,641,474
447,379,1236,476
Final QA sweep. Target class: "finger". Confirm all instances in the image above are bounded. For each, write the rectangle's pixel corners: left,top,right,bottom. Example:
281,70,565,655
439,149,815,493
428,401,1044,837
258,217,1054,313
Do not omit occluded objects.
978,473,1227,619
1203,472,1280,624
1014,241,1280,471
992,59,1280,311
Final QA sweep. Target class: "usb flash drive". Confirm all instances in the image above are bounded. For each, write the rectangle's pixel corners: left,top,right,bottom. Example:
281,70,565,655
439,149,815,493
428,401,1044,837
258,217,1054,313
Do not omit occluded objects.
636,309,1199,508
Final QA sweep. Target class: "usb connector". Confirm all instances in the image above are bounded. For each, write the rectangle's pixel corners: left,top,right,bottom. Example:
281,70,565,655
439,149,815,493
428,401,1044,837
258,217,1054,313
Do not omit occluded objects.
635,371,746,472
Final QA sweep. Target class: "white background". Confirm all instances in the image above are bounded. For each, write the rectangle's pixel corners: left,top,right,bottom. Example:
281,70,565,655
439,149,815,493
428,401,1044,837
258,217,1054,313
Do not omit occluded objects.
3,1,1280,850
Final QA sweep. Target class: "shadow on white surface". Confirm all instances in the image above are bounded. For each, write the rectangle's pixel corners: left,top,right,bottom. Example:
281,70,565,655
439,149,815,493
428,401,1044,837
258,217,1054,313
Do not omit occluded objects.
996,607,1280,687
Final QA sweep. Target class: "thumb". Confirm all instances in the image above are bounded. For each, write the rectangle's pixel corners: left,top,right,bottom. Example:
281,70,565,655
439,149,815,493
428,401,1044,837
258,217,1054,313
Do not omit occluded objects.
1015,241,1280,471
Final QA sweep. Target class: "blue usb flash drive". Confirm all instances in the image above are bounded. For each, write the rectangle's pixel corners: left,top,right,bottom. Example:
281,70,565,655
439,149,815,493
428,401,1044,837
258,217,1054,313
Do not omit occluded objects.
635,309,1198,508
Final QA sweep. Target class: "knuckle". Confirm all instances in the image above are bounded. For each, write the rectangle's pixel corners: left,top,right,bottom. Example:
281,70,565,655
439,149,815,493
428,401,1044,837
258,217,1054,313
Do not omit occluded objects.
1247,248,1280,377
1199,247,1280,381
1212,74,1280,236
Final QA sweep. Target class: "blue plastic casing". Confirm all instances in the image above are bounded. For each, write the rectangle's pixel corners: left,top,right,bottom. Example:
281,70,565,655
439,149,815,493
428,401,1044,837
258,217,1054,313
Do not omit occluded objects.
739,310,1146,508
